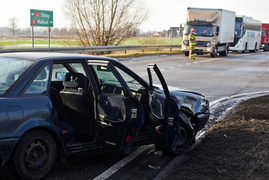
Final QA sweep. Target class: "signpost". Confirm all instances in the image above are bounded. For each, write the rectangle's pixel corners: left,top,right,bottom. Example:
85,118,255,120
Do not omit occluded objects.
30,9,53,48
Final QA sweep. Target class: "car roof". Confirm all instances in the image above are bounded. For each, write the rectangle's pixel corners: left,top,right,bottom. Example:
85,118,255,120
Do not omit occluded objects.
0,52,118,63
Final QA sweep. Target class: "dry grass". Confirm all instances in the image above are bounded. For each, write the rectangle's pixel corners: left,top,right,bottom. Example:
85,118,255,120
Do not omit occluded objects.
166,95,269,180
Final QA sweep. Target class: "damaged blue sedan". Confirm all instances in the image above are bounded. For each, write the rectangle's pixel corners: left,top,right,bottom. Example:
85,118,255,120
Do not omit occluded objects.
0,53,209,179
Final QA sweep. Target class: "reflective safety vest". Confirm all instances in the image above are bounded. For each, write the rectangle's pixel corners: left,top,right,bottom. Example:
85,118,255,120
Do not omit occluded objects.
189,33,196,46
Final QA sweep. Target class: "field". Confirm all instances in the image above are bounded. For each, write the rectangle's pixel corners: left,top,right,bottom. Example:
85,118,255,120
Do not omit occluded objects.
0,37,182,49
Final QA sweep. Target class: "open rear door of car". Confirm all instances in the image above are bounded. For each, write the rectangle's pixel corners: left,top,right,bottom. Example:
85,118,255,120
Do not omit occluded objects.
89,62,144,154
147,64,179,151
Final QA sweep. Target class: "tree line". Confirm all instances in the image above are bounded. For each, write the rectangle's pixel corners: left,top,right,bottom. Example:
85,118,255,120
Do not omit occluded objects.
4,0,149,43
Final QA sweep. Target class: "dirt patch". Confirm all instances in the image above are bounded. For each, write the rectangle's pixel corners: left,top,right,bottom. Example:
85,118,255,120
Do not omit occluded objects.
166,95,269,180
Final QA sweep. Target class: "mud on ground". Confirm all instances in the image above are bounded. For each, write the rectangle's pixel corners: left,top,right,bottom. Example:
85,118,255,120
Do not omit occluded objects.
166,95,269,180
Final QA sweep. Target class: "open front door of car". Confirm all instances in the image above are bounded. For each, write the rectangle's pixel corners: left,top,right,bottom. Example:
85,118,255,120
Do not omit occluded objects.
147,64,179,151
90,62,144,154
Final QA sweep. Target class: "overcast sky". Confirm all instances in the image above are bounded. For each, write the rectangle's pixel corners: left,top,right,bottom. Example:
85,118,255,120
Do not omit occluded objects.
1,0,269,32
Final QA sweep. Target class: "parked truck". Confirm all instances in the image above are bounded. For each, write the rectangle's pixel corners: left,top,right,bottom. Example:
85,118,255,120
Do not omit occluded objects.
261,23,269,51
182,8,235,57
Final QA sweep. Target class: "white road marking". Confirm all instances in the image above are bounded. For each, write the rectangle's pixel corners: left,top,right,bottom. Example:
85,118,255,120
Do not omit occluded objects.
210,90,269,108
93,145,152,180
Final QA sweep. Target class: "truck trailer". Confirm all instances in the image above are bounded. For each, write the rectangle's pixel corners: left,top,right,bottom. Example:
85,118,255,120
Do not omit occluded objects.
261,23,269,51
182,8,235,57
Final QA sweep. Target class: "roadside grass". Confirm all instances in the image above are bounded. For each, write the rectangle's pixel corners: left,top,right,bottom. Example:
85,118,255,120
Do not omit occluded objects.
0,38,80,48
0,37,182,49
103,49,182,58
166,95,269,180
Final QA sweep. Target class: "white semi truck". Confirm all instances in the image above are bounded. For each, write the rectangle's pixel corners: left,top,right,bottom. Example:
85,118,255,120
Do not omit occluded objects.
182,8,235,57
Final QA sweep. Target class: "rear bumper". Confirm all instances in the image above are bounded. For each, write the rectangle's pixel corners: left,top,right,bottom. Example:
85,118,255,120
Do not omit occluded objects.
0,138,19,168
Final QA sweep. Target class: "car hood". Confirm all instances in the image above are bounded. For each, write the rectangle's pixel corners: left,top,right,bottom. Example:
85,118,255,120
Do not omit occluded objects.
154,87,208,114
170,90,208,114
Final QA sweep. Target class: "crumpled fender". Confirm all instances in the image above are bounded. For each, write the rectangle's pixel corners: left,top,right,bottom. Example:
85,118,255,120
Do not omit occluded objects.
178,111,194,130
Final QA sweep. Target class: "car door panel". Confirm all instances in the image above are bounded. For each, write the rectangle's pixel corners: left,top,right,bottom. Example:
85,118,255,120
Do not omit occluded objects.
98,94,125,124
147,64,179,151
90,62,144,153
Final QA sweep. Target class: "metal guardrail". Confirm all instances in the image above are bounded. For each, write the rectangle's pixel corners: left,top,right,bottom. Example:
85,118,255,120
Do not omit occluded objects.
0,45,181,54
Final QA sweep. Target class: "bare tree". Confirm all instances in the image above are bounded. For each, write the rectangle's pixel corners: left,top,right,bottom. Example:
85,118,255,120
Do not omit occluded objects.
8,17,18,37
65,0,148,48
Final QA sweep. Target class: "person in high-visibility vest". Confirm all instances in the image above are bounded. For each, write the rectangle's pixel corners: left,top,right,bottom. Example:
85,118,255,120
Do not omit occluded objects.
189,28,196,60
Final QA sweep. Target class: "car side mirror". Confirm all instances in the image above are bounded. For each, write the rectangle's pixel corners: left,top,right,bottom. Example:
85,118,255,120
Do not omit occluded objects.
216,26,219,36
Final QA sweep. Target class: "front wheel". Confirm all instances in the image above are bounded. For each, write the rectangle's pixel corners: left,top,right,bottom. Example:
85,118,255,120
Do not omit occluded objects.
210,46,217,57
9,130,57,180
166,117,195,155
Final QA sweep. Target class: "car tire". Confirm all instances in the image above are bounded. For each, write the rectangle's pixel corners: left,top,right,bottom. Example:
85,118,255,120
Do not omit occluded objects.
174,120,194,154
184,52,189,56
165,114,195,155
9,129,57,180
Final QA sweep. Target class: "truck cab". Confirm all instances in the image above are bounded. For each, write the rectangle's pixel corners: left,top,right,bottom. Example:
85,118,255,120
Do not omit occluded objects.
261,23,269,51
182,8,235,58
182,21,219,57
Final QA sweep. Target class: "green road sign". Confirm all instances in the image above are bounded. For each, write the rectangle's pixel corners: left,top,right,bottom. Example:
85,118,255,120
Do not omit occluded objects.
30,9,53,27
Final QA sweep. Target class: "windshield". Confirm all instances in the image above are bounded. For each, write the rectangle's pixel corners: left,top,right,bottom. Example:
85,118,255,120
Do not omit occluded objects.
0,58,34,95
234,21,242,38
262,29,265,37
184,25,213,36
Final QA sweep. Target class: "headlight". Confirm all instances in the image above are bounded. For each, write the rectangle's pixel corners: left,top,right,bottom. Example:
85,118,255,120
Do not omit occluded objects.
206,42,211,46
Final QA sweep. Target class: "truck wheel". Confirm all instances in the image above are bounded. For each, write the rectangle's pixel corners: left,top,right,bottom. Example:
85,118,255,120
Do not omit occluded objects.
184,52,189,56
210,47,217,57
9,130,57,180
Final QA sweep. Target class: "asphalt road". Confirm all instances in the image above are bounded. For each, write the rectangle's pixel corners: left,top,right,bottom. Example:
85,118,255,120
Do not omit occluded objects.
121,51,269,103
2,51,269,179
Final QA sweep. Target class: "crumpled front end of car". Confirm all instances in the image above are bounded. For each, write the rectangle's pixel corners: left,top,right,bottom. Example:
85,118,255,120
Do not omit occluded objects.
170,90,210,132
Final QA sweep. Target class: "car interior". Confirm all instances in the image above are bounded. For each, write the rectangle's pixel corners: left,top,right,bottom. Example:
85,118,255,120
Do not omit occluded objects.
49,61,154,149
